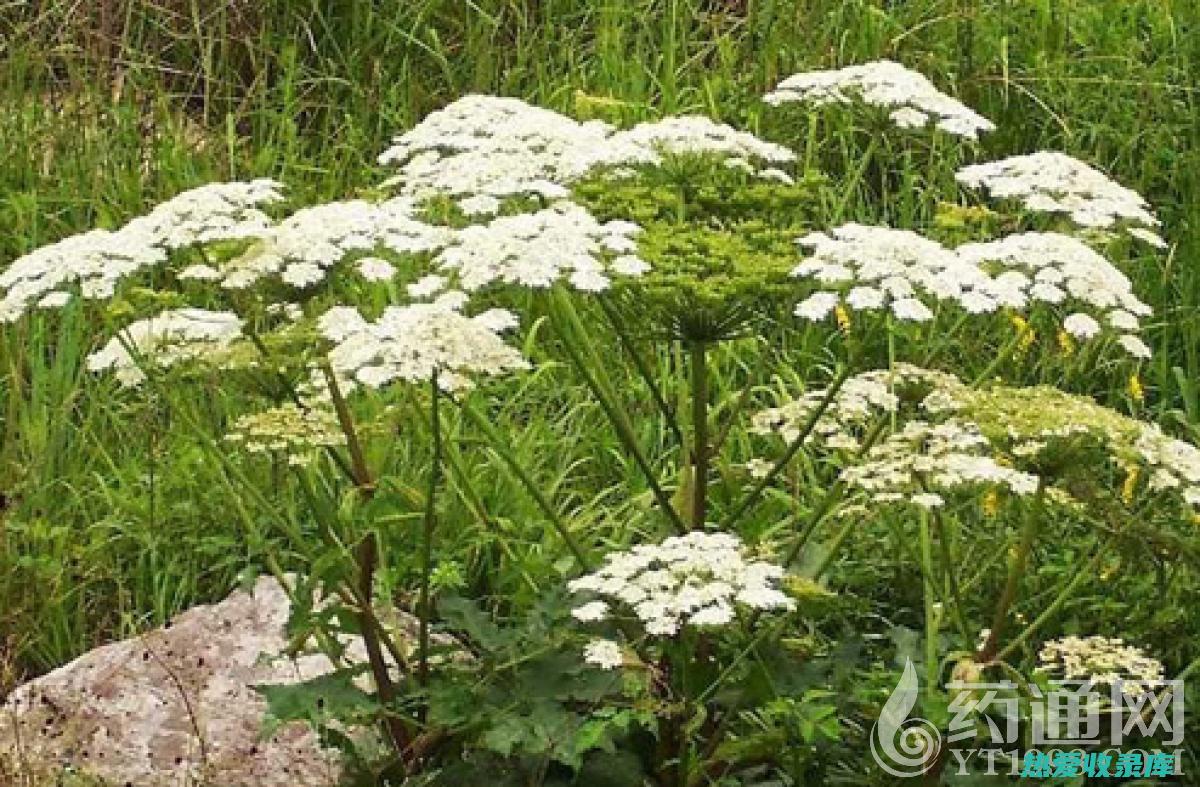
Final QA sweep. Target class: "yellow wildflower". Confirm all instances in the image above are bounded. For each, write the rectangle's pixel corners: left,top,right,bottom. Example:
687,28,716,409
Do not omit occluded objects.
834,303,851,332
1010,314,1035,352
1057,329,1075,356
1128,373,1145,403
982,488,1000,516
1121,466,1139,504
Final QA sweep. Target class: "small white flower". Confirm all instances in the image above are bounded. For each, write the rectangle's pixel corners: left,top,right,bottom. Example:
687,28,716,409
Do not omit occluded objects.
1063,313,1102,339
891,297,934,321
408,274,448,298
356,256,397,282
583,639,624,670
795,292,840,321
1117,334,1152,359
571,600,610,622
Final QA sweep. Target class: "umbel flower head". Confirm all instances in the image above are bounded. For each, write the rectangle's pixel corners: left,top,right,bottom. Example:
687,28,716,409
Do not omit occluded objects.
755,365,1200,514
430,202,649,294
792,225,1154,359
792,224,981,323
608,223,799,341
840,419,1040,509
956,151,1162,242
955,232,1152,357
752,363,964,452
568,531,795,640
316,295,529,393
1036,635,1164,694
765,60,996,140
85,308,245,387
214,197,451,291
377,94,794,207
225,402,345,467
0,180,283,322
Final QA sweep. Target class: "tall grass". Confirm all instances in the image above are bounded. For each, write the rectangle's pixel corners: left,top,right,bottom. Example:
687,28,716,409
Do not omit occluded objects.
2,0,1198,689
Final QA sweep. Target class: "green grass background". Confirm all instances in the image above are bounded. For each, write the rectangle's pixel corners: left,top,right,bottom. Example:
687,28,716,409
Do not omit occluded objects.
1,0,1198,688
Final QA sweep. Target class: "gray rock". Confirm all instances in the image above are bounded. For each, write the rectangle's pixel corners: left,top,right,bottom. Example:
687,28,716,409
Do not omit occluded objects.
0,576,362,786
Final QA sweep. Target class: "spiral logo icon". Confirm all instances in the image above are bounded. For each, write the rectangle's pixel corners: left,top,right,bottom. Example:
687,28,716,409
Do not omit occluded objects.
870,658,942,777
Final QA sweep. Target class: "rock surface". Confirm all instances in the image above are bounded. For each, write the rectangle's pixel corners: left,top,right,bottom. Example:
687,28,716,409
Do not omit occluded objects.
0,576,362,786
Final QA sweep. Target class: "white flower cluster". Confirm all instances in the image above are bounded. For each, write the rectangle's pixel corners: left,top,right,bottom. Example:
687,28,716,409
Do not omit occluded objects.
841,419,1040,508
793,225,1153,358
1134,425,1200,507
0,180,282,322
751,364,963,452
956,151,1162,241
208,197,451,290
582,638,625,670
316,296,528,393
956,232,1152,357
432,202,649,293
765,60,995,140
378,95,613,202
225,402,345,466
378,95,794,205
85,308,244,387
568,531,794,640
792,224,986,322
1036,635,1164,693
126,179,283,249
600,115,795,177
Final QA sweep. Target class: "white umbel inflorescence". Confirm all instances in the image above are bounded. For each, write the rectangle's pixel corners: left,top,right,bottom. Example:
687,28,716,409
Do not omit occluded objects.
956,151,1161,238
793,225,1154,358
225,402,345,466
377,95,794,205
956,232,1152,357
792,224,985,323
568,531,795,639
218,197,451,290
765,60,995,140
1036,635,1164,694
1135,425,1200,507
751,364,963,452
0,180,283,322
85,308,245,387
841,419,1040,508
316,297,529,393
433,202,649,293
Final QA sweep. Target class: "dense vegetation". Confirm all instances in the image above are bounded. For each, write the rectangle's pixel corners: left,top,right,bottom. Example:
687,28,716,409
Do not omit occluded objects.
2,1,1200,784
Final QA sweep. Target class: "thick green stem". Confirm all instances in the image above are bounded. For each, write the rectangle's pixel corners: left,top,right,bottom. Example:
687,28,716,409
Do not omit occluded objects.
459,397,592,570
977,488,1044,663
918,510,939,694
320,362,375,492
689,340,708,530
418,372,441,689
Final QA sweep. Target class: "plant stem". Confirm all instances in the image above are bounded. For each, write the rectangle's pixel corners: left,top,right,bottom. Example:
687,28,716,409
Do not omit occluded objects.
689,340,708,530
320,362,374,492
549,288,687,534
973,329,1026,386
418,372,441,689
918,509,939,694
977,488,1043,663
